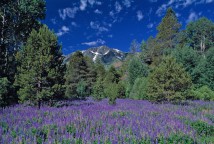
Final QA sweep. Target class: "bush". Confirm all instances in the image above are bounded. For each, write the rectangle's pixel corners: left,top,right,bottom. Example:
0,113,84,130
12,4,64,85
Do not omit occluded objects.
129,77,148,100
189,86,214,101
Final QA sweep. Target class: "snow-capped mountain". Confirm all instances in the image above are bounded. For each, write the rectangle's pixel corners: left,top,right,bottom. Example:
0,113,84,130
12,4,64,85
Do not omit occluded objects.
65,46,127,66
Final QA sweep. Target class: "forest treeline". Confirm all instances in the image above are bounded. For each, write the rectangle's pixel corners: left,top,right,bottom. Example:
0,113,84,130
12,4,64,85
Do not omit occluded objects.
1,1,214,108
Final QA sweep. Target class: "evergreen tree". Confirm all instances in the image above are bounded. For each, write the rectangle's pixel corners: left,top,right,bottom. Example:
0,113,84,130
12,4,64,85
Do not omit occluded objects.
104,66,120,84
84,56,97,94
93,77,105,101
0,0,46,105
15,26,65,107
157,7,181,49
194,47,214,90
146,56,192,102
65,51,96,99
173,46,200,84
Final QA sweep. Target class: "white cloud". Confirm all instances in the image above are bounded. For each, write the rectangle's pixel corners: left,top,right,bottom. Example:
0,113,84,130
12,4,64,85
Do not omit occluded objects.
80,0,87,11
58,7,78,20
82,39,105,46
71,22,78,27
147,23,154,28
156,0,213,17
186,12,198,23
90,21,109,33
206,0,213,3
137,11,144,21
88,0,95,5
115,2,122,13
94,9,102,14
51,18,57,24
56,26,70,37
123,0,131,8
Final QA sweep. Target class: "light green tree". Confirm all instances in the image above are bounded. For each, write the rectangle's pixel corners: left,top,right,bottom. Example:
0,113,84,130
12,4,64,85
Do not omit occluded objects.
146,56,192,102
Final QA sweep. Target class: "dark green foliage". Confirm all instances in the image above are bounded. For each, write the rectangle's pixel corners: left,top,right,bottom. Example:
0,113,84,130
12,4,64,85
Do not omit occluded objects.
65,52,96,99
141,36,160,65
129,77,148,100
186,17,214,53
15,26,65,106
117,81,126,98
146,56,192,102
157,8,181,49
193,47,214,90
128,57,148,86
173,47,200,83
94,60,106,79
104,66,120,84
186,120,214,137
0,0,46,106
0,77,10,107
189,86,214,101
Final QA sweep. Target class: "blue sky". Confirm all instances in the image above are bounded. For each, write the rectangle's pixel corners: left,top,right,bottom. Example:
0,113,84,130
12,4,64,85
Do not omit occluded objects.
43,0,214,55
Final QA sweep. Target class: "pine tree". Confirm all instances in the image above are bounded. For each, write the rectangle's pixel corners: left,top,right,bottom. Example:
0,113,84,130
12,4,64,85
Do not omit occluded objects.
65,51,96,99
0,0,46,106
15,26,65,107
146,56,192,102
194,47,214,90
157,8,181,49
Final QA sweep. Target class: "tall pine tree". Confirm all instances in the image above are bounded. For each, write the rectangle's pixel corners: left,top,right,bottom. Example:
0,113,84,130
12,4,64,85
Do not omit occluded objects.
65,52,96,99
15,26,65,107
0,0,46,106
157,8,181,49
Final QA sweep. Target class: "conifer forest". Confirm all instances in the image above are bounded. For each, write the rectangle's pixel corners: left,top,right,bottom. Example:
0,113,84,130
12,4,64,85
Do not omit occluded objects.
0,1,214,143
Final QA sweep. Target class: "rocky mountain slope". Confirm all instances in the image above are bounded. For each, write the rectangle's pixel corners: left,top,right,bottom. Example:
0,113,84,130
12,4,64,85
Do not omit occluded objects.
65,46,128,66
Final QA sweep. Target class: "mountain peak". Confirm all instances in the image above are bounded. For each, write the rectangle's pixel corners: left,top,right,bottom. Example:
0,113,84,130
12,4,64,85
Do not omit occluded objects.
65,46,127,66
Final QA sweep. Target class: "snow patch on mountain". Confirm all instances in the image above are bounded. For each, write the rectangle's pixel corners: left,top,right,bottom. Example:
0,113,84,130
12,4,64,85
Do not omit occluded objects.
104,50,110,55
113,49,121,53
91,51,101,62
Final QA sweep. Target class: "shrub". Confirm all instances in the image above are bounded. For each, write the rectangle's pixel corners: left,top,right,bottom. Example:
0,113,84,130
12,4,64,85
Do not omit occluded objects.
189,86,214,101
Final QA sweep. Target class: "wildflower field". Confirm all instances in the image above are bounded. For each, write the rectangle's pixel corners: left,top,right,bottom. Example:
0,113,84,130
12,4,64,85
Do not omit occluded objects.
0,99,214,144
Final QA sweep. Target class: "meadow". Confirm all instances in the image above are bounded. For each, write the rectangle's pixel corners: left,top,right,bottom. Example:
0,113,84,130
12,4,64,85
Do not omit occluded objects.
0,99,213,144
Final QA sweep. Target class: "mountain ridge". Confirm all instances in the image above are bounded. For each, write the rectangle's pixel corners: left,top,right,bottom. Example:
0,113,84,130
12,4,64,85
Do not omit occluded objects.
64,46,128,66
